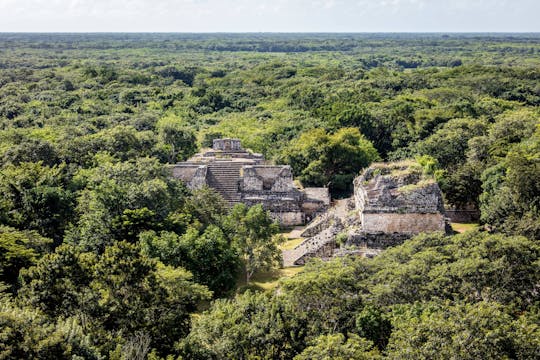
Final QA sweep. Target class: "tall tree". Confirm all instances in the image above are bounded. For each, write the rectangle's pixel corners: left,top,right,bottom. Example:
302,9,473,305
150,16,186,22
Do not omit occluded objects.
222,204,282,283
156,115,197,163
279,127,379,196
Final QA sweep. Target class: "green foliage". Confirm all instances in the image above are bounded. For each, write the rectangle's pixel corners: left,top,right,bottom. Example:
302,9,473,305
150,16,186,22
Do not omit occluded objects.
294,333,382,360
90,242,211,353
279,127,380,195
355,305,392,350
19,242,210,356
181,187,228,229
0,162,74,241
66,157,187,251
182,230,540,359
140,225,239,296
183,291,304,360
222,204,283,283
112,207,159,243
365,231,540,308
387,301,537,360
18,244,95,318
414,118,488,169
0,33,539,359
2,137,59,166
480,124,540,239
0,300,101,359
156,115,198,163
0,226,51,290
280,257,365,336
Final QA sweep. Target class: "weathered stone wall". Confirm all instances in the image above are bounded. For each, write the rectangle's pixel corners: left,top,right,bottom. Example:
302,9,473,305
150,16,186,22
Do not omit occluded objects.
293,240,336,265
241,166,294,192
242,189,306,226
300,214,335,237
171,165,198,181
271,211,305,227
173,139,329,227
270,167,294,192
353,161,445,215
213,138,242,151
241,167,264,191
304,187,331,206
301,200,327,221
353,161,448,237
171,164,207,190
347,231,412,249
355,178,445,214
445,205,480,223
191,166,208,189
242,191,304,211
361,213,446,234
283,221,344,266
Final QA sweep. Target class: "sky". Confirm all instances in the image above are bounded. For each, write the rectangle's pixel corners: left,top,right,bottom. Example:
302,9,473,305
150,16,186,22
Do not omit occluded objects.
0,0,538,33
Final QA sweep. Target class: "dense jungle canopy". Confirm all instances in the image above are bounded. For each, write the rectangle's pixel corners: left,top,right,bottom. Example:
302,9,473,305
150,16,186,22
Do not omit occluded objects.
0,33,539,359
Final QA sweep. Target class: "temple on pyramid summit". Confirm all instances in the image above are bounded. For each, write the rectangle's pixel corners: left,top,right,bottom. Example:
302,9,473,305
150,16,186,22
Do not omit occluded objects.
170,139,330,226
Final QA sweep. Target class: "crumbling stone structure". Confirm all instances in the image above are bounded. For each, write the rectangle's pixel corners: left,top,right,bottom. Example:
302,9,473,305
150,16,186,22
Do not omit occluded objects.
349,161,449,248
353,161,447,234
283,161,449,266
170,139,329,226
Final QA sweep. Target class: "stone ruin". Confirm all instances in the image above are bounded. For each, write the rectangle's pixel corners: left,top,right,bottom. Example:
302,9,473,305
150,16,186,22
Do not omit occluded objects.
170,139,330,226
353,161,447,235
283,161,450,266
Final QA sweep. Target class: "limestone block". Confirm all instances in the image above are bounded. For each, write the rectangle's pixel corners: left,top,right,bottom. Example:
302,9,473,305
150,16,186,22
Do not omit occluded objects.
271,211,305,227
170,164,208,190
304,187,331,206
361,213,446,234
213,138,242,151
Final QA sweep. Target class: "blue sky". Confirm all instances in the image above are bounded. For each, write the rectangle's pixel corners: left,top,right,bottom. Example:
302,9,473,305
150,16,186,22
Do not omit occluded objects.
0,0,538,32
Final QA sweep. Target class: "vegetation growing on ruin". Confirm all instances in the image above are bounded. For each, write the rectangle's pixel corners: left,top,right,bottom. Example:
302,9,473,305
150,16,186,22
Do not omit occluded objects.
0,33,539,358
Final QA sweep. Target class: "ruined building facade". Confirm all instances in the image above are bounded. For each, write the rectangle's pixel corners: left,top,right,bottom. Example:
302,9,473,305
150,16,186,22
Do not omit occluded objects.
353,161,447,235
171,139,330,226
348,161,449,249
283,161,449,266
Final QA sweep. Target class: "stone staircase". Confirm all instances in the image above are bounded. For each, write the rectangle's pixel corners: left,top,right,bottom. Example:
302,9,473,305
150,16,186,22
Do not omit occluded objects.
282,199,353,267
282,219,344,267
207,161,243,206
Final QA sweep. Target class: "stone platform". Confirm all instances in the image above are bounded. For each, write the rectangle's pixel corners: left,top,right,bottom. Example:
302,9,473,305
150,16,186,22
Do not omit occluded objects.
171,139,329,226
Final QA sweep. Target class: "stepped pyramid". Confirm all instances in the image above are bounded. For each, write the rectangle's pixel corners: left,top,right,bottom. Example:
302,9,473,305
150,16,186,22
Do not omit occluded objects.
206,161,243,205
170,139,330,227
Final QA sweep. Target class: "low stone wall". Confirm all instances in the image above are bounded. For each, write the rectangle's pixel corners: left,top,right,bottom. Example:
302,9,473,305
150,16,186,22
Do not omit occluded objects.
301,214,335,238
361,212,446,234
301,200,328,221
241,166,294,192
271,211,305,227
171,164,207,189
304,187,331,206
347,231,412,249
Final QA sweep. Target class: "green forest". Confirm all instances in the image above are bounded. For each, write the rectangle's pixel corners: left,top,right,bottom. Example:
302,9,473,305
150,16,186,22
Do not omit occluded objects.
0,33,539,359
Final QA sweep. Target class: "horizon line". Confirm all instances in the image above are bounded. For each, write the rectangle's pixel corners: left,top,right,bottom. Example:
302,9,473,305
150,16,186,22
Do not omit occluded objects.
1,31,540,34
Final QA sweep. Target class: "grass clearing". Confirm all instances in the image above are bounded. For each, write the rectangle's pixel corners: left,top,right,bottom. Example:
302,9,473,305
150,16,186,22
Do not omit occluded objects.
237,266,304,292
451,222,479,233
251,267,304,291
280,238,304,250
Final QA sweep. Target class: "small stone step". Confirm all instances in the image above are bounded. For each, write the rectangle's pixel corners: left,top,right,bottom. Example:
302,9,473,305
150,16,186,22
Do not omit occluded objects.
204,161,246,207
